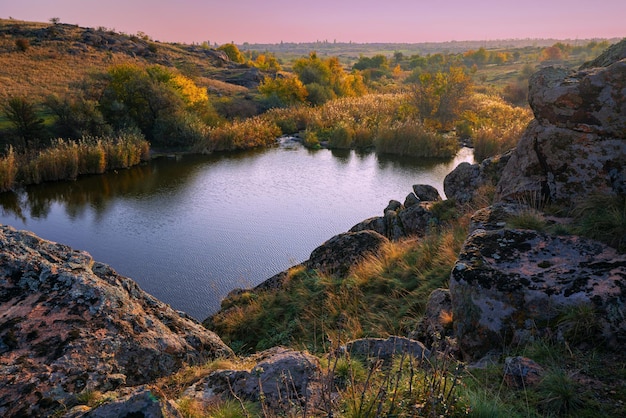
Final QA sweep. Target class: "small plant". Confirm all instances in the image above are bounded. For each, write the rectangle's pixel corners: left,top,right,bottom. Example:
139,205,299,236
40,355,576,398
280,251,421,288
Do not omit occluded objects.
570,194,626,252
537,369,587,415
75,390,105,407
15,38,30,52
557,303,600,345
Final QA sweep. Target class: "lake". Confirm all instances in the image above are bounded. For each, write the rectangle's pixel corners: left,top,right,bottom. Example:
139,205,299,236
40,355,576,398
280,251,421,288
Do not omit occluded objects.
0,140,473,320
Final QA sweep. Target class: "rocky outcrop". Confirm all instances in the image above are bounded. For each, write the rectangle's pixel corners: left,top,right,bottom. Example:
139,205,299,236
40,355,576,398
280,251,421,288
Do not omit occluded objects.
350,184,443,241
0,225,233,417
184,347,322,414
496,38,626,205
449,216,626,360
444,150,513,204
305,230,389,277
411,289,454,347
79,387,182,418
343,337,430,363
411,184,442,202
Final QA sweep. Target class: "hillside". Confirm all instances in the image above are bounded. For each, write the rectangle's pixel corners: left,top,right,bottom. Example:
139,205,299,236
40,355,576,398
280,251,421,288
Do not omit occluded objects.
0,18,252,102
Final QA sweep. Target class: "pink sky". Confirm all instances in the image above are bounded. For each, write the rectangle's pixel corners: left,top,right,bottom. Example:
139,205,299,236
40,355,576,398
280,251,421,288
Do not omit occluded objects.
2,0,624,44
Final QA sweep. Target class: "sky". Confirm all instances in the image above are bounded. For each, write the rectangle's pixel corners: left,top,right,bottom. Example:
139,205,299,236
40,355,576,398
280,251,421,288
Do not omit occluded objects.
2,0,625,45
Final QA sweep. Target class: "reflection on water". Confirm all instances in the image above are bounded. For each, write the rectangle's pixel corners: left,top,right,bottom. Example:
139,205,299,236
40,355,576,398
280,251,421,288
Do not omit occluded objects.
0,144,473,319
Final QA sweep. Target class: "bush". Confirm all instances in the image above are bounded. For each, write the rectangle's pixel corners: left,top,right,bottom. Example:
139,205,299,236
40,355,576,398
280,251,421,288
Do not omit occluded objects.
15,38,30,52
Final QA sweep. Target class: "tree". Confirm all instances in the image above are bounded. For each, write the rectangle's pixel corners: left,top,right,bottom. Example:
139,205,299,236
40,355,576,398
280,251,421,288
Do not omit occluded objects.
2,97,46,149
217,43,244,63
98,64,213,146
258,75,307,107
49,17,60,25
410,67,472,130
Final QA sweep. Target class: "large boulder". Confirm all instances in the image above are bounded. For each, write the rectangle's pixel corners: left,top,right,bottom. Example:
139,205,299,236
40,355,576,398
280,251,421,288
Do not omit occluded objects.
449,222,626,360
444,150,513,204
344,336,430,363
185,347,322,413
0,225,233,417
496,39,626,205
305,230,389,276
350,200,436,241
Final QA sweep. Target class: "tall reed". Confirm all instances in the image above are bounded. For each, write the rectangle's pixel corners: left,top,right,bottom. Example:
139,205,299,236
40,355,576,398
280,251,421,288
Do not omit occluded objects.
14,133,150,186
0,147,17,192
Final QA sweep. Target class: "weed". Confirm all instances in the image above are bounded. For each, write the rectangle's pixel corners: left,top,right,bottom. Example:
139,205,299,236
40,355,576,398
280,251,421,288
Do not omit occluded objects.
570,194,626,252
537,369,587,415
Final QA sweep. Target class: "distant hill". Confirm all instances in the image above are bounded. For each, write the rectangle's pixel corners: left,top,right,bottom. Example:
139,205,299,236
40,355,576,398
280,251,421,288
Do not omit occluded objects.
0,18,252,101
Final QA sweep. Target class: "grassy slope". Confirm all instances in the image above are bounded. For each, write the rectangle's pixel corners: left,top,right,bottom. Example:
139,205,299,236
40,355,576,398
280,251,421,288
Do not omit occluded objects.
0,19,248,102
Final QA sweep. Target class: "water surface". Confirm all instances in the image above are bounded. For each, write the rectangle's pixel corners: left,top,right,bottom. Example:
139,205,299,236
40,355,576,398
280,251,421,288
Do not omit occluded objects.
0,142,473,319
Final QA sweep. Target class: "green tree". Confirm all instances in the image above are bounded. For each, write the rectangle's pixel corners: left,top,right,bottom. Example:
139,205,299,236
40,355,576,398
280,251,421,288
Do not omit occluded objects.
217,43,244,63
411,66,473,130
2,97,46,149
258,75,308,107
98,64,212,147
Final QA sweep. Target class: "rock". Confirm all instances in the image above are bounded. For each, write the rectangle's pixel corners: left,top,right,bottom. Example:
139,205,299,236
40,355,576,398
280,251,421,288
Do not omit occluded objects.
404,192,420,208
0,225,233,417
349,216,387,237
351,201,436,241
496,120,625,205
305,230,389,277
412,184,442,201
503,357,544,388
444,150,513,204
186,347,322,413
468,202,528,232
449,225,626,360
83,387,182,417
411,289,454,347
385,199,403,212
496,42,626,205
343,337,430,362
397,203,435,237
580,38,626,69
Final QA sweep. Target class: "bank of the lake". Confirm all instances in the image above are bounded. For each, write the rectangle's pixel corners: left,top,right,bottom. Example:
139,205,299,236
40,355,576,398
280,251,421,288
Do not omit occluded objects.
0,142,473,319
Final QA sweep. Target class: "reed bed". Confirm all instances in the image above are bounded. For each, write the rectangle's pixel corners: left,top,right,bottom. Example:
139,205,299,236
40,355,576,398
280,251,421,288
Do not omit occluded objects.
3,133,149,188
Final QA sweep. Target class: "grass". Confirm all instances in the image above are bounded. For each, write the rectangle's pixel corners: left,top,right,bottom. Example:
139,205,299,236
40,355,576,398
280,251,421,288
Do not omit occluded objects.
460,93,532,161
570,194,626,252
0,133,150,188
207,213,469,355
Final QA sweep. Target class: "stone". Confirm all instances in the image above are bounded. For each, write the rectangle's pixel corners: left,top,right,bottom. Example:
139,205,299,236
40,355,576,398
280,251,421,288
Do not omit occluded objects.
411,289,454,347
397,203,435,238
83,387,182,417
449,225,626,360
385,199,403,212
444,150,513,204
580,38,626,69
404,192,420,208
305,230,389,277
496,42,626,205
343,336,430,363
0,225,233,417
187,347,322,413
350,201,436,241
503,356,545,388
412,184,442,201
